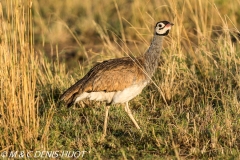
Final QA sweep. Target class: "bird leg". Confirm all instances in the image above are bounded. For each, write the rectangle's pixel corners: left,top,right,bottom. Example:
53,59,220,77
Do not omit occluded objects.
102,105,110,138
124,102,140,130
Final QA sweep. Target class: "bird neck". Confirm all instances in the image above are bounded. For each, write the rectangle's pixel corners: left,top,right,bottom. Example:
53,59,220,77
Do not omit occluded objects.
144,34,164,77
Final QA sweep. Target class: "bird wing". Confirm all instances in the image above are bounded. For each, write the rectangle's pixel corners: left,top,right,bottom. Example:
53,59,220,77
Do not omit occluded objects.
82,57,146,92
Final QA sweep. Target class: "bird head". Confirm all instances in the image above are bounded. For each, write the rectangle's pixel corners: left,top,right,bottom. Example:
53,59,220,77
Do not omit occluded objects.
155,21,174,36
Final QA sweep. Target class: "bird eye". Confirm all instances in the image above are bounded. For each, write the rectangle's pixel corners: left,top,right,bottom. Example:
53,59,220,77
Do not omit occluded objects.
158,24,162,28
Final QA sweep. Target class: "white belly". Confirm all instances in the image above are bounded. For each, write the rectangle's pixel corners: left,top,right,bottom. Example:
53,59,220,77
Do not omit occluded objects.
74,81,148,104
74,91,115,103
112,81,148,104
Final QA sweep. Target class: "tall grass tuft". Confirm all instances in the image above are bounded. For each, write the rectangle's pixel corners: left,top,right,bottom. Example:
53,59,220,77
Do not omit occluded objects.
0,0,39,150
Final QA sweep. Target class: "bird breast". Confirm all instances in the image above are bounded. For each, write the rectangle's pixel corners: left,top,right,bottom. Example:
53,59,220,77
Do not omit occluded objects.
74,81,148,104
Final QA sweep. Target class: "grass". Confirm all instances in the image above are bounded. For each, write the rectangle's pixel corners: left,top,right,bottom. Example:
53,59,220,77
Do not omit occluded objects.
0,0,240,159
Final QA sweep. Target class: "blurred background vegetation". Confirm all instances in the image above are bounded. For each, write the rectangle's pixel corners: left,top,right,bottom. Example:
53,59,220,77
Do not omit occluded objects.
0,0,240,159
32,0,240,68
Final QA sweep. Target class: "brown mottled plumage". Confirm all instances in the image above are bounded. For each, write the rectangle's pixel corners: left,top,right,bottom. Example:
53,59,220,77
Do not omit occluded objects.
60,21,173,138
61,57,146,107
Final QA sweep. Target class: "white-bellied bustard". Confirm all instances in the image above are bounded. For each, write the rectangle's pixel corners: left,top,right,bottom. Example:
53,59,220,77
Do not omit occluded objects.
60,21,173,138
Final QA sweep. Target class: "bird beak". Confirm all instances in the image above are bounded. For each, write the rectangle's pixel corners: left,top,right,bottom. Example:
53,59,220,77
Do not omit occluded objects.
166,22,174,27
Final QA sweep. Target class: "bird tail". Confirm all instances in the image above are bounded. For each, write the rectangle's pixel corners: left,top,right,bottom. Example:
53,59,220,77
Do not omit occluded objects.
59,80,84,107
59,91,75,107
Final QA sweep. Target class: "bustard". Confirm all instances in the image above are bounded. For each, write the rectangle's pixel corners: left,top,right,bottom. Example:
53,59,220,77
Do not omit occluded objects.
60,21,173,137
